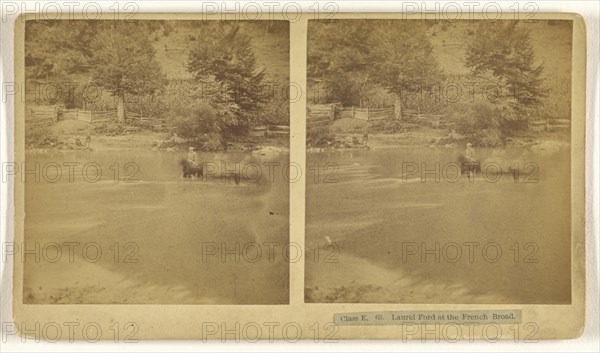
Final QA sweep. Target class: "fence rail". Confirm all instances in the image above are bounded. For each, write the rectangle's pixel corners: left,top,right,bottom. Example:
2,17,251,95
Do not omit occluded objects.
306,104,443,128
250,125,290,137
25,105,61,127
529,118,570,131
61,109,118,124
25,106,163,128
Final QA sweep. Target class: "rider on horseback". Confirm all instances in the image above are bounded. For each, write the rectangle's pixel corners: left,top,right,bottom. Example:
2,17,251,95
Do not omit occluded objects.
465,142,475,163
187,146,198,167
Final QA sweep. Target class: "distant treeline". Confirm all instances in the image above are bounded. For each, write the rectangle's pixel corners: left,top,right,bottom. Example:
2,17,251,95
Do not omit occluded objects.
25,20,290,141
307,20,571,140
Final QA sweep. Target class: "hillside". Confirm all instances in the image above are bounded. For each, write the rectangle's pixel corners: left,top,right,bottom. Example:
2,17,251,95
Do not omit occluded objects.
428,20,572,119
306,19,573,120
152,21,290,86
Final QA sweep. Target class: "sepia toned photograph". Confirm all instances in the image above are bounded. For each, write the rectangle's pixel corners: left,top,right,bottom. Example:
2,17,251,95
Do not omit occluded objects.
305,19,573,304
7,7,590,342
21,19,290,304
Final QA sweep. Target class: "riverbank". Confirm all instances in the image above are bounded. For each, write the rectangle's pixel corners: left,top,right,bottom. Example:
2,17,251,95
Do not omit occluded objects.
308,125,570,153
367,128,570,150
307,118,570,152
25,120,290,153
27,120,568,153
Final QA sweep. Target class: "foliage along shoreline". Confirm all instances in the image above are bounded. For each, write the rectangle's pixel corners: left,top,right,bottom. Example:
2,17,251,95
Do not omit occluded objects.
306,20,572,144
25,123,290,153
25,20,290,146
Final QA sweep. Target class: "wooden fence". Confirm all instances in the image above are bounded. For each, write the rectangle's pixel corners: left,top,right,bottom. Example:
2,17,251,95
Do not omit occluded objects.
25,106,163,129
61,109,117,124
529,119,570,132
91,110,117,124
333,106,396,122
369,107,396,121
25,105,61,127
306,104,336,126
307,104,445,128
250,125,290,137
124,111,164,130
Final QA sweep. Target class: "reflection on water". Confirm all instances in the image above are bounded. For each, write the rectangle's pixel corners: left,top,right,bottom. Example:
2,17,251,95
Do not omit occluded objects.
306,146,571,304
24,150,289,304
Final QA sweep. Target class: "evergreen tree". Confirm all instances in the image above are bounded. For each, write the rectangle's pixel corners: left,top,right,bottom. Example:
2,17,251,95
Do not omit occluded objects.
465,21,545,126
187,23,265,135
90,22,165,122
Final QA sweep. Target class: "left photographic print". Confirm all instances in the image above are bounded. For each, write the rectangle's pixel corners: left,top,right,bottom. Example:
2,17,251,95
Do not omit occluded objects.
21,19,290,304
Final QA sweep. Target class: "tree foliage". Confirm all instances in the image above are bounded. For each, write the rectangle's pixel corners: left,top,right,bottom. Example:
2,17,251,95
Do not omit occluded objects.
162,78,239,139
187,23,266,135
465,21,545,125
25,21,96,80
25,20,165,120
25,20,290,141
307,20,376,106
89,22,165,98
307,20,442,110
370,21,443,100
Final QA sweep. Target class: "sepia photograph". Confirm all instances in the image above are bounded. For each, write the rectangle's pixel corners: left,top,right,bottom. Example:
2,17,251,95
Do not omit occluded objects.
305,19,573,304
5,6,590,342
21,19,290,304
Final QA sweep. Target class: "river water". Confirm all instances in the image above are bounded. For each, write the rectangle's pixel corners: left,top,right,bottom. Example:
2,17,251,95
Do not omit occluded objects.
305,145,571,304
23,150,290,304
22,145,572,304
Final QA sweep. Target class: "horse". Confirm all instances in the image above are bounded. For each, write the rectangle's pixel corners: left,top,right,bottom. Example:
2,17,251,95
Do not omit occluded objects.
457,154,481,176
181,159,203,178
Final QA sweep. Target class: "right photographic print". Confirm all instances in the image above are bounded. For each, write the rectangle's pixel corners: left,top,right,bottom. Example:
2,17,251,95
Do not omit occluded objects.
305,19,573,304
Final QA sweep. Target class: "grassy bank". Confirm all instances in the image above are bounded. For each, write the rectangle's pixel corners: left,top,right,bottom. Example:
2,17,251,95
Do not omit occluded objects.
26,120,289,153
307,117,570,151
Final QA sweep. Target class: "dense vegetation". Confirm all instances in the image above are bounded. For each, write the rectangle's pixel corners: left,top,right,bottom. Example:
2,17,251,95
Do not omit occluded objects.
25,20,290,146
308,20,442,109
307,20,571,143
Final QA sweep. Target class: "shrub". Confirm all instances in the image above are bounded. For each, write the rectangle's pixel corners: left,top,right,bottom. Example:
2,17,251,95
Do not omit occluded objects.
93,122,126,136
443,97,530,146
306,126,335,147
201,132,225,151
172,102,220,139
479,128,504,147
257,99,289,126
25,126,58,147
445,97,528,144
162,79,240,139
369,120,406,134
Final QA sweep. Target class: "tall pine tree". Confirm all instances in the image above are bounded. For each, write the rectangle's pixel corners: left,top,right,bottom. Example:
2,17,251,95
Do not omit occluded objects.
465,21,545,127
187,23,265,135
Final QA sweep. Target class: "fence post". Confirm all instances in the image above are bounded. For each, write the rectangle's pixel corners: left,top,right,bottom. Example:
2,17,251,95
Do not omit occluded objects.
366,107,369,121
352,106,355,119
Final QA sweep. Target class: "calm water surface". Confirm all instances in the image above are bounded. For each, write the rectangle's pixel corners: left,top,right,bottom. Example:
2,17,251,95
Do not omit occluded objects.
24,150,290,304
306,146,571,304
